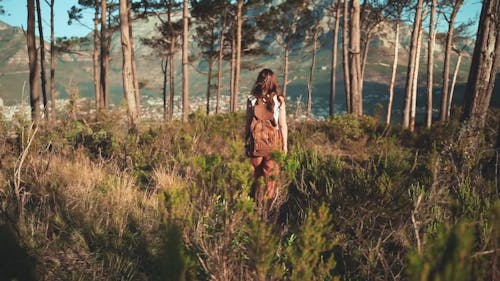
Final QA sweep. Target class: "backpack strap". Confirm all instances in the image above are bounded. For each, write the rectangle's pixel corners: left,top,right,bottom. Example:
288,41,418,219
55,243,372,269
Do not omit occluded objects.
248,95,280,126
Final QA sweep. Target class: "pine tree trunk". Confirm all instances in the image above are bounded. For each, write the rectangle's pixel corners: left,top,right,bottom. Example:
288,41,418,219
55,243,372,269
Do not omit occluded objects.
410,24,424,131
216,10,226,114
48,0,56,120
119,0,138,127
462,0,500,134
35,0,48,119
386,20,399,125
168,1,175,119
440,0,463,122
360,29,373,93
162,58,168,120
426,0,437,128
349,0,362,116
168,45,175,119
330,0,341,116
169,38,175,118
282,46,290,97
182,0,190,122
448,51,463,118
100,0,109,108
128,3,140,117
132,55,141,116
27,0,40,124
342,0,351,113
359,35,371,94
234,0,243,112
206,58,213,115
307,27,319,116
403,0,424,129
93,1,101,111
230,34,236,112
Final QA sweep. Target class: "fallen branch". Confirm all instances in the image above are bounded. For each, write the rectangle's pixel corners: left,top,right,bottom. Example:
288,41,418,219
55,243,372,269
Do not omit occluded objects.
411,193,423,256
471,249,499,258
13,122,39,219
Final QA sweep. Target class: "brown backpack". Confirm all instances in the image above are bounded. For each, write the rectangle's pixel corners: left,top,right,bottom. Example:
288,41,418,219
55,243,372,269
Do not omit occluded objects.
248,97,281,157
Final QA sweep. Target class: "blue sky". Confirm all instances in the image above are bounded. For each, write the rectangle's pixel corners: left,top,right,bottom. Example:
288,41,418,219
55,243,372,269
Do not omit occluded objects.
0,0,483,38
0,0,94,38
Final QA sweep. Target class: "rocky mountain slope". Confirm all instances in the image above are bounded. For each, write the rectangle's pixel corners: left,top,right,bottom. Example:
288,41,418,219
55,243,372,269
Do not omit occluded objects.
0,15,474,117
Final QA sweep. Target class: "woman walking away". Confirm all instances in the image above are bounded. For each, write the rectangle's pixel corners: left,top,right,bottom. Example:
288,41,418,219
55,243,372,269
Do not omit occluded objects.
245,68,288,214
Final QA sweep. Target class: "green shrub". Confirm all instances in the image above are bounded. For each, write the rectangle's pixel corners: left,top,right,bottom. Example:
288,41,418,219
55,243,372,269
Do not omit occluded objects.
285,204,339,281
407,221,475,281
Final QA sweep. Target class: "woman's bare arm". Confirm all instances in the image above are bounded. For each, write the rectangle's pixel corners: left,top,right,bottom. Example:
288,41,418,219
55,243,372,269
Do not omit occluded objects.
278,96,288,154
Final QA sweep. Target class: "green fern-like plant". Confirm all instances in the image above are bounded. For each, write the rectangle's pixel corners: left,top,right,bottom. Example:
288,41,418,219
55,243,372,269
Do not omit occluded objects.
285,204,339,281
407,221,475,281
244,211,283,281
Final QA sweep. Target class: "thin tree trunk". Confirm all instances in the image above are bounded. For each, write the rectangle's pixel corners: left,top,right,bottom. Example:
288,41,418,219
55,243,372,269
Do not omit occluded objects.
168,0,175,118
47,0,56,120
169,40,175,118
350,0,362,116
27,0,40,124
386,20,400,125
342,0,351,113
162,58,168,120
93,1,101,111
216,9,226,114
448,50,463,118
206,58,213,115
403,0,424,129
330,0,340,116
307,27,319,116
360,29,373,93
119,0,138,127
359,35,370,94
234,0,243,112
100,0,109,108
128,1,140,117
426,0,437,128
230,34,236,112
205,28,216,115
182,0,190,122
440,0,463,122
283,46,289,97
35,0,48,119
410,23,424,131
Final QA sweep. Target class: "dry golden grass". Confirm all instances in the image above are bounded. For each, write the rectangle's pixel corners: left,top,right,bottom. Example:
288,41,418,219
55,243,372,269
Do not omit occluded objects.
152,164,187,192
1,109,497,280
44,153,163,237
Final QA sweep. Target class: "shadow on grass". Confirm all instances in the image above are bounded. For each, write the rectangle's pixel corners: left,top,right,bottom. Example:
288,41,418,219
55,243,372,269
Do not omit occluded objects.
0,225,38,281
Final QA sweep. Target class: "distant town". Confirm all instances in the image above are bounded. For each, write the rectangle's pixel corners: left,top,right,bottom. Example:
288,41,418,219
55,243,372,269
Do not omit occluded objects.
0,94,255,123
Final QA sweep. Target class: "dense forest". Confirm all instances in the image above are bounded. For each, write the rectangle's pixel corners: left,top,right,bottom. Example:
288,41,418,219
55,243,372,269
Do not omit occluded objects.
0,0,499,280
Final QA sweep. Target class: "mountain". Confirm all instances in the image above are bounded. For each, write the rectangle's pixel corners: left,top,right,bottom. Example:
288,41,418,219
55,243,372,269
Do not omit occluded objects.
0,16,475,118
0,20,96,106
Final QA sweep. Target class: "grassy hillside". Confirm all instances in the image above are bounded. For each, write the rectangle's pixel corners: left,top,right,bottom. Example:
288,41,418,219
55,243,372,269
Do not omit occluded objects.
0,108,498,280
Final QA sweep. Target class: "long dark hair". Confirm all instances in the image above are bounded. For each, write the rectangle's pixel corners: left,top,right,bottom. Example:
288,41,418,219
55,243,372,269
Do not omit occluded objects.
251,68,282,111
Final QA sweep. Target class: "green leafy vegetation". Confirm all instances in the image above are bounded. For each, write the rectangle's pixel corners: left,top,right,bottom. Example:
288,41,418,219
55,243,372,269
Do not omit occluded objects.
0,109,498,280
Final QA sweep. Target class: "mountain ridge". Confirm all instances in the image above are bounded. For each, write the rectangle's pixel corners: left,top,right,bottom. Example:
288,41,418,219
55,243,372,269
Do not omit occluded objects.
0,16,474,118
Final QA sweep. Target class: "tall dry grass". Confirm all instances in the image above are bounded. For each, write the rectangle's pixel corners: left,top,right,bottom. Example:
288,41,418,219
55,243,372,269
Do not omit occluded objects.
0,109,498,280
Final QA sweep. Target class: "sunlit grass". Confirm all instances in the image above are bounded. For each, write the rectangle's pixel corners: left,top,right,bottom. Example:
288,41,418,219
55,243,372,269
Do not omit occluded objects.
0,108,498,280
